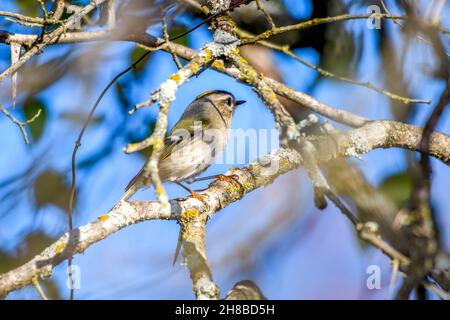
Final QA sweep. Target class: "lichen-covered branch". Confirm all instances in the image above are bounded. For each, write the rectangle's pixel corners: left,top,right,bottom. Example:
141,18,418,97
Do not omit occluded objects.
1,119,449,298
181,213,220,299
329,120,450,165
0,147,302,298
230,52,300,143
0,199,176,298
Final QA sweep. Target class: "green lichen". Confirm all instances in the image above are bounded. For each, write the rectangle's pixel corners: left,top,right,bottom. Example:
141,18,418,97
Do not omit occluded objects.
54,242,66,254
242,181,253,190
155,184,165,196
211,60,224,69
191,62,200,75
169,73,181,83
180,208,199,223
153,139,164,151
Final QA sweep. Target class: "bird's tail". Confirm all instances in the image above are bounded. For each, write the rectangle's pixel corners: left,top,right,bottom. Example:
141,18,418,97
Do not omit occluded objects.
172,230,183,266
120,184,138,202
120,168,145,201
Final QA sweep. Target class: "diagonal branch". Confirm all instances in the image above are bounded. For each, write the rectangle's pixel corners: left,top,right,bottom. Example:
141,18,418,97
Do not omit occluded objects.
1,120,449,298
0,147,302,298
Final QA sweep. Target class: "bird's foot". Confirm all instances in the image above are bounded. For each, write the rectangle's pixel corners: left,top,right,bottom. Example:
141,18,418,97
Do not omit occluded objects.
189,190,210,209
217,174,242,188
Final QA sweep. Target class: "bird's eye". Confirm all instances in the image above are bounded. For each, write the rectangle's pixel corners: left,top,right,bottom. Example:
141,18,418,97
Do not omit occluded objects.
226,97,233,106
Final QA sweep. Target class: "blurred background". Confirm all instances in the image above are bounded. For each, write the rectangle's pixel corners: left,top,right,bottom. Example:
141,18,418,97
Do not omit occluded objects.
0,0,449,299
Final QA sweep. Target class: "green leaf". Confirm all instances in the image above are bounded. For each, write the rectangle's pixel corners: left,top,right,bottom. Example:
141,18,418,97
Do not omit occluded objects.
17,0,40,17
0,231,56,273
23,98,47,142
34,170,73,213
169,24,189,47
379,171,413,207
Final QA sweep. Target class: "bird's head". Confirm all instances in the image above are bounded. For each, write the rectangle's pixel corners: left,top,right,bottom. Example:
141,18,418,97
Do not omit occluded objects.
194,90,246,118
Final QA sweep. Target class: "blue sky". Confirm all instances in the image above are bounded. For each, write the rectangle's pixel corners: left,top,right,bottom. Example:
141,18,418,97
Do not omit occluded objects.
1,0,449,299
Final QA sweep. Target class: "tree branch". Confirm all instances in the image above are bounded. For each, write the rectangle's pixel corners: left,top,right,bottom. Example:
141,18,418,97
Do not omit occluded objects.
0,0,109,84
1,119,449,297
0,29,369,127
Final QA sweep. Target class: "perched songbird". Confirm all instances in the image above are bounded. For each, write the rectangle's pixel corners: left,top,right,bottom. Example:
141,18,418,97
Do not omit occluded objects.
121,90,246,201
225,280,267,300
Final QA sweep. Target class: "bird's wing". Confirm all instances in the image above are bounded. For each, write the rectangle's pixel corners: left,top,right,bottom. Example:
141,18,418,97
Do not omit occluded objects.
124,119,211,192
160,118,211,161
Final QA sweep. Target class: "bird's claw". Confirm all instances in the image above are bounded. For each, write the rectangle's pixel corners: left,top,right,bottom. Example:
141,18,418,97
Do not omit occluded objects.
189,191,210,209
217,174,244,195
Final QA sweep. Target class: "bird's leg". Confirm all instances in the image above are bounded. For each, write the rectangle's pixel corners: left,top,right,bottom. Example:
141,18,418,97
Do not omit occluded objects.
192,174,243,190
174,181,209,207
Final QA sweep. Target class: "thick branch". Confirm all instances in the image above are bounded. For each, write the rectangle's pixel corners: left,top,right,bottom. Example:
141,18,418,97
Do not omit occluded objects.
181,214,220,299
1,119,449,297
0,148,302,298
332,121,450,165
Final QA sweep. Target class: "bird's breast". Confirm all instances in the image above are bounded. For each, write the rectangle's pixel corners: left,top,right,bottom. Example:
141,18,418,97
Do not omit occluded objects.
158,130,229,182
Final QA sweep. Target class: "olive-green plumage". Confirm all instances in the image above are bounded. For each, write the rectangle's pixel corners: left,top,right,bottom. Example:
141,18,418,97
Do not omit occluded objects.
121,90,245,201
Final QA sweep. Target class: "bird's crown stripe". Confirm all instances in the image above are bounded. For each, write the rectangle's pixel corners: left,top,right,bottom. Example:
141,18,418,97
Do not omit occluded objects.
195,90,219,100
195,90,231,100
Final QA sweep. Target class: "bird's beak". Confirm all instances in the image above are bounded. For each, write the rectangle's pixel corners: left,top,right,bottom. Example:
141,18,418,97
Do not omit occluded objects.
235,100,246,106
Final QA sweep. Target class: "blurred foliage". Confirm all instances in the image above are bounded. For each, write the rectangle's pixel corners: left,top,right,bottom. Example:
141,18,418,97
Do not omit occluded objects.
19,55,71,98
168,23,189,47
379,171,414,207
16,0,40,17
23,98,46,142
34,170,73,213
128,117,157,159
0,231,61,299
115,81,129,111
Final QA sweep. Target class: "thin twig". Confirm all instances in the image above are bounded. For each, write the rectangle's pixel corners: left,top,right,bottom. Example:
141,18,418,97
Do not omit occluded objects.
0,103,41,144
0,0,109,84
281,46,430,105
162,14,182,70
255,0,275,28
380,0,450,57
0,10,54,24
238,28,431,105
241,13,406,45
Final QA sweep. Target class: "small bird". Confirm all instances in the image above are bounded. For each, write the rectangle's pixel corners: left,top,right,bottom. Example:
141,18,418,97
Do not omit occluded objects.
121,90,246,201
225,280,267,300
